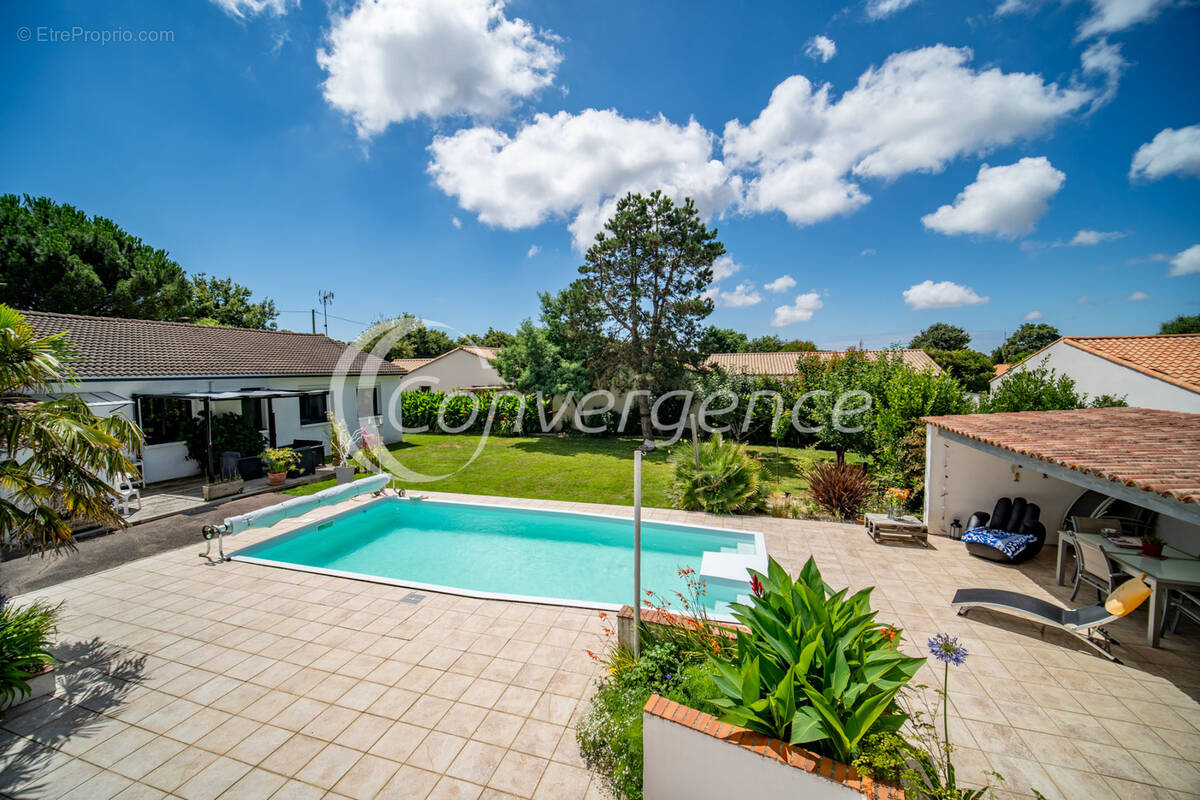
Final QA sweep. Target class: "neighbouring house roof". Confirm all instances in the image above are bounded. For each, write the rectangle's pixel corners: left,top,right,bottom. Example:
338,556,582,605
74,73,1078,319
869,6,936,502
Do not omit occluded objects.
923,407,1200,506
392,357,434,373
703,349,942,377
994,334,1200,394
993,363,1011,377
21,310,404,379
394,346,500,375
1061,334,1200,395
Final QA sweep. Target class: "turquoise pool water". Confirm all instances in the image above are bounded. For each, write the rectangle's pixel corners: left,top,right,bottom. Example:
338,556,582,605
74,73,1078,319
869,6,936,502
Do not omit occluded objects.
232,499,759,615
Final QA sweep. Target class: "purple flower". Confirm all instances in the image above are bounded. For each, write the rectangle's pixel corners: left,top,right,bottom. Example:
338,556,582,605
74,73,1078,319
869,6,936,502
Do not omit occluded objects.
927,633,968,666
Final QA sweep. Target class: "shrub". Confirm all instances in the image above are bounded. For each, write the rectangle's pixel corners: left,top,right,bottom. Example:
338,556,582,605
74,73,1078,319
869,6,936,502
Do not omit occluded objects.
669,432,768,514
181,410,266,465
805,460,873,520
0,597,60,705
708,557,924,763
577,640,691,800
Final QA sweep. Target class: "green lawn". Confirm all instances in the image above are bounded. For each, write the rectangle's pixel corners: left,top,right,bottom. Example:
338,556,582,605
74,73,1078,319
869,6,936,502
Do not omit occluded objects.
286,433,842,508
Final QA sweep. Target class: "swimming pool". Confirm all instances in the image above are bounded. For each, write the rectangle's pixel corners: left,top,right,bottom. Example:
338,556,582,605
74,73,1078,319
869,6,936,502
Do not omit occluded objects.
231,498,765,617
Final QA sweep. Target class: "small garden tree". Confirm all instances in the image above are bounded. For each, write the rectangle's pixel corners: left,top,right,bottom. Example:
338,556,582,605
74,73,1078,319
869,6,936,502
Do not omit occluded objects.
577,191,724,445
979,366,1096,412
925,348,994,393
494,320,587,397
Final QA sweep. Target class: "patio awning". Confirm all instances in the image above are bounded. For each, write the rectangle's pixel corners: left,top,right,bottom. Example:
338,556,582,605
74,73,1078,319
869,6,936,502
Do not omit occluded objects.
28,391,133,408
155,389,312,401
923,407,1200,524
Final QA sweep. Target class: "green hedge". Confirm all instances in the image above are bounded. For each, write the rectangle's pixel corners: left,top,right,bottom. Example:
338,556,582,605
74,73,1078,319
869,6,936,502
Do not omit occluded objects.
400,390,553,436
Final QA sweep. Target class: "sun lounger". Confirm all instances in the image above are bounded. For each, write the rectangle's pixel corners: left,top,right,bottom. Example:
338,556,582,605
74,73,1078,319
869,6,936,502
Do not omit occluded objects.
951,575,1150,662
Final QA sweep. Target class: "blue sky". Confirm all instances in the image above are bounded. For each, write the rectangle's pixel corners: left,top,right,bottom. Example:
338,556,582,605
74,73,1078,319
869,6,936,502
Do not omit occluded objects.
2,0,1198,350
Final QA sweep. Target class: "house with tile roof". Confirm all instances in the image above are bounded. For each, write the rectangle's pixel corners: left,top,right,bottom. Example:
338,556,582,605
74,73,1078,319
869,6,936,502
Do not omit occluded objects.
393,345,506,391
990,334,1200,412
703,349,942,377
22,310,407,484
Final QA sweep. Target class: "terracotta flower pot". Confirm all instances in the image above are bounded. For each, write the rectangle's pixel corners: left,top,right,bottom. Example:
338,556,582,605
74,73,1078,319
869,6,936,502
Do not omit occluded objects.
267,471,286,486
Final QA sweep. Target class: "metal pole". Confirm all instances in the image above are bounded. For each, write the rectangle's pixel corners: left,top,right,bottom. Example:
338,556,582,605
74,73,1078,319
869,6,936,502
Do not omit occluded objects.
204,398,214,482
633,448,642,659
311,309,317,334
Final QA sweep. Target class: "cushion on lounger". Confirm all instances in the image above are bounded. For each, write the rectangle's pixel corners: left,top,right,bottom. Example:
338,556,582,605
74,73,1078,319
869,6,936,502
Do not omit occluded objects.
961,527,1038,559
1104,573,1151,617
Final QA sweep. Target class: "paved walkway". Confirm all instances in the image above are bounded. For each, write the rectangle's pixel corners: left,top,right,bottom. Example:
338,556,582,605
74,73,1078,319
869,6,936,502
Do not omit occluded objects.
2,492,1198,799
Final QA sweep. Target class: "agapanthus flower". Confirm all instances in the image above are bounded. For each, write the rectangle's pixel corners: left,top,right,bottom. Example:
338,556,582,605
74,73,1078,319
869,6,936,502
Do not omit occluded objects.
927,633,968,666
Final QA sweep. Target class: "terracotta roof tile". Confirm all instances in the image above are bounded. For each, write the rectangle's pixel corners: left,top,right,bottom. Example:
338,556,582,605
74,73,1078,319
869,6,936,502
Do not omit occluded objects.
923,407,1200,505
391,357,434,373
1063,334,1200,394
21,310,403,379
703,349,941,377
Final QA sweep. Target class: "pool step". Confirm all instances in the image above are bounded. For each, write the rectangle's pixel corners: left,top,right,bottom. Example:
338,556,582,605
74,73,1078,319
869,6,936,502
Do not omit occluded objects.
698,549,767,586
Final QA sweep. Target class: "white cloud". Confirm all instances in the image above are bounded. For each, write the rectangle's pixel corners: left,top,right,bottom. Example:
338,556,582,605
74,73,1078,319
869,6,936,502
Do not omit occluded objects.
318,0,562,138
1168,244,1200,277
765,275,797,293
921,157,1065,238
712,255,742,281
995,0,1035,15
1127,290,1151,301
804,35,837,63
526,244,540,258
1023,310,1043,321
861,248,877,256
451,216,462,229
1070,229,1125,245
1129,124,1200,182
723,46,1090,227
717,281,763,308
771,292,824,326
903,280,989,310
429,109,741,251
1077,0,1172,40
1079,39,1127,111
209,0,296,17
867,0,918,19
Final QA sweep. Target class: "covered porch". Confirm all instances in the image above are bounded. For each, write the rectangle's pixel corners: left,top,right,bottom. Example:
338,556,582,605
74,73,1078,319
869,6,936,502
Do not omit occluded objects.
923,407,1200,648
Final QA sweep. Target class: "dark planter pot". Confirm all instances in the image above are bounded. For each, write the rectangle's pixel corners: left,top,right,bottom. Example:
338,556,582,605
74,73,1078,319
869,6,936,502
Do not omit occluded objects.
1141,541,1164,557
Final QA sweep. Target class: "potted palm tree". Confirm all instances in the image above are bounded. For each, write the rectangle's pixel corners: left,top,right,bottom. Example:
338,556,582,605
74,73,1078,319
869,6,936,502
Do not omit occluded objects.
261,447,301,485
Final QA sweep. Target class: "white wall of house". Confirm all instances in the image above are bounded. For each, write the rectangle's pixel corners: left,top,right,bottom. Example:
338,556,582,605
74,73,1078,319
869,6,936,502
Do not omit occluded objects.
992,341,1200,412
402,349,504,391
924,425,1083,539
925,425,1200,552
63,374,404,484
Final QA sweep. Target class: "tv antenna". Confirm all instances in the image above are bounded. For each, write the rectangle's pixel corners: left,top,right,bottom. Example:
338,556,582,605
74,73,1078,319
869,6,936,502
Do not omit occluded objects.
318,290,335,336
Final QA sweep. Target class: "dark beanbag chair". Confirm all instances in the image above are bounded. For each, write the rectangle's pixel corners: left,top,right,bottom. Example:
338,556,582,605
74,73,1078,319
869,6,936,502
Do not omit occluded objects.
963,497,1046,564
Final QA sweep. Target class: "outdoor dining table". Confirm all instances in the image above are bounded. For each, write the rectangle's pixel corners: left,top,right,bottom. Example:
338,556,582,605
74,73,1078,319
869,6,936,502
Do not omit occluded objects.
1057,531,1200,647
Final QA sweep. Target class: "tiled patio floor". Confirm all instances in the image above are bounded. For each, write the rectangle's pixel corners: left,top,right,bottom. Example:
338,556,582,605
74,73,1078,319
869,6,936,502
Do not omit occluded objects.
3,492,1198,799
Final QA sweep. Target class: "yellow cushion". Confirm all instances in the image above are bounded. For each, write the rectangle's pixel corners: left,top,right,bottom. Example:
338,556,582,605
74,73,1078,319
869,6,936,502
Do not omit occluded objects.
1104,574,1152,617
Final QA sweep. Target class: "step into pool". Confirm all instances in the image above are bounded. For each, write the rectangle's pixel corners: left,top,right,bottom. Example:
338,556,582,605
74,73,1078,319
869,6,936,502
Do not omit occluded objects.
231,498,765,616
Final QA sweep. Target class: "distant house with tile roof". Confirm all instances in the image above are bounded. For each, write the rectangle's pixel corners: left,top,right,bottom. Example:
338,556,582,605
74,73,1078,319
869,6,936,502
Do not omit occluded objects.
394,345,506,391
21,310,406,483
702,349,942,378
990,334,1200,413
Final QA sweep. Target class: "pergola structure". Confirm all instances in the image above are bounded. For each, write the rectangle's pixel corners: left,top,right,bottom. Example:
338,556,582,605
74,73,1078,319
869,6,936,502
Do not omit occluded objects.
147,389,312,481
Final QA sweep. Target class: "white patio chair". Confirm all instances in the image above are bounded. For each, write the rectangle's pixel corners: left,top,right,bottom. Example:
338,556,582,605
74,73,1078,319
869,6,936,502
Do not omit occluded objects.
116,477,141,516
